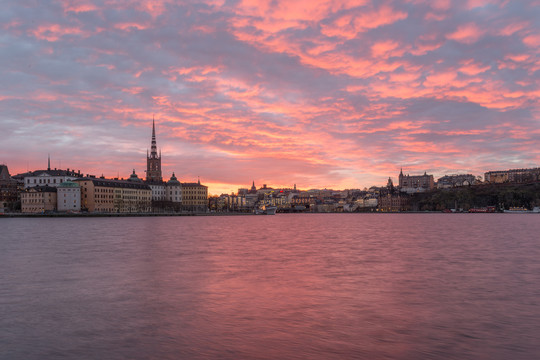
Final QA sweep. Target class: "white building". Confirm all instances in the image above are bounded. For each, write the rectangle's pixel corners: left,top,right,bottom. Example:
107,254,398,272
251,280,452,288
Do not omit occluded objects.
149,183,166,201
166,173,182,203
57,181,81,212
24,169,82,188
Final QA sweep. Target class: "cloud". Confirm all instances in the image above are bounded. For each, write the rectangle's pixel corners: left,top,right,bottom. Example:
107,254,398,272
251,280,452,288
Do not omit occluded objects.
0,0,538,194
446,23,485,44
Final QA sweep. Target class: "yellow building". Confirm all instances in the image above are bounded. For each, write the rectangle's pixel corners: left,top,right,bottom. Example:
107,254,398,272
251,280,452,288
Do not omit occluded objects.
181,181,208,212
75,177,152,213
484,168,540,184
21,186,57,213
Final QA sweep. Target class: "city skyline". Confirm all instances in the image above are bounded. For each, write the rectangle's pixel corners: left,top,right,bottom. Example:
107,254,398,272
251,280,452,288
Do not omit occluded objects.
1,1,539,195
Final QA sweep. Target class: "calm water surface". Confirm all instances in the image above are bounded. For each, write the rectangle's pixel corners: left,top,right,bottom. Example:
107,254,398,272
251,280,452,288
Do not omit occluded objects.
1,214,539,359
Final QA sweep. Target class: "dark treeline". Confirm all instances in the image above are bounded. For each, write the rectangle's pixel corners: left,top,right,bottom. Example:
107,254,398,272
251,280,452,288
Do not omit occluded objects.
410,183,540,211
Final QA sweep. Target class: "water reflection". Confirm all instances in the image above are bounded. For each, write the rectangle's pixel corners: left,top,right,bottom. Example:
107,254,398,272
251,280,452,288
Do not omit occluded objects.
1,214,540,359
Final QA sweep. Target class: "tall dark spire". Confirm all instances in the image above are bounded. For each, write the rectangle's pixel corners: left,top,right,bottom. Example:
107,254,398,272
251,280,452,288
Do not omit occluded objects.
47,154,50,171
150,115,157,158
146,117,162,183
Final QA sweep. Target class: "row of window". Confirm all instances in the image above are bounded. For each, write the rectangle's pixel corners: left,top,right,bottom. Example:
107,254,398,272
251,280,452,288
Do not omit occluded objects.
22,199,55,203
22,193,54,198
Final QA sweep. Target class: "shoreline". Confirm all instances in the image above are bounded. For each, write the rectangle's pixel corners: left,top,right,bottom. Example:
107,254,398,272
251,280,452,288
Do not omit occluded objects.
2,211,531,218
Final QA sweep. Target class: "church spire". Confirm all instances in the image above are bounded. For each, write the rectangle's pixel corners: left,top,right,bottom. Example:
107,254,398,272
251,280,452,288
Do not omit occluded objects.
150,115,157,158
146,117,163,183
47,154,50,171
152,115,156,141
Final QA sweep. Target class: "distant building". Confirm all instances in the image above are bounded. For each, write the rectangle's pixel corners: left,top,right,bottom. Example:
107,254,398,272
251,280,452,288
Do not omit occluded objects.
148,183,166,201
257,184,274,195
23,156,83,188
484,167,540,184
398,169,434,193
181,180,208,212
378,192,410,212
57,181,81,212
166,173,182,203
21,186,57,213
215,193,248,212
355,196,378,209
142,120,186,209
0,164,19,210
146,118,163,184
75,177,151,213
248,181,257,194
437,174,476,188
0,164,11,182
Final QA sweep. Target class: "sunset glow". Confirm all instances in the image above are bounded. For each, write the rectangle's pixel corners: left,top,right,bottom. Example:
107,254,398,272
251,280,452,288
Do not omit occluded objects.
1,0,539,194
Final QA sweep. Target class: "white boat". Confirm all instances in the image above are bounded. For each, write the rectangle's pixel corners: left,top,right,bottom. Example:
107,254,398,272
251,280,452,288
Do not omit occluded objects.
255,206,277,215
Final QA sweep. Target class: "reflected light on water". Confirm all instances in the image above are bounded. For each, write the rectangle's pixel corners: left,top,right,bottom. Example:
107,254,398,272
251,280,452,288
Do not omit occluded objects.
1,214,540,359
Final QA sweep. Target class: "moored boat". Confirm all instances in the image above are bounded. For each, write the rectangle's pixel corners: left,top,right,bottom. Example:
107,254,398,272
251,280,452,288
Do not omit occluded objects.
504,207,539,213
469,206,496,213
255,205,277,215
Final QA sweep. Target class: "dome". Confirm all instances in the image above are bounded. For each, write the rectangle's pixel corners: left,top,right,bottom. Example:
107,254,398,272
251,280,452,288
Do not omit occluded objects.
128,169,143,182
58,180,80,188
167,172,181,185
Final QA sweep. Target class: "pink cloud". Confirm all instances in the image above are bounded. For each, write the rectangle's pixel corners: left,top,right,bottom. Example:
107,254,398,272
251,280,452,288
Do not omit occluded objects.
447,23,485,44
114,22,149,31
371,40,404,58
423,72,457,88
30,24,84,41
498,21,529,36
458,59,490,75
60,0,98,13
321,5,407,39
523,34,540,47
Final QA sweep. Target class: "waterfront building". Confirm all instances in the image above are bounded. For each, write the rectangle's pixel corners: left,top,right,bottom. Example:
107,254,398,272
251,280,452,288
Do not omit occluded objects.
143,119,176,205
398,169,435,193
149,183,166,201
21,185,57,213
0,164,19,210
57,181,81,212
214,193,247,212
75,177,151,213
484,167,540,184
354,196,378,209
23,157,83,188
181,180,208,212
378,192,410,212
166,173,182,203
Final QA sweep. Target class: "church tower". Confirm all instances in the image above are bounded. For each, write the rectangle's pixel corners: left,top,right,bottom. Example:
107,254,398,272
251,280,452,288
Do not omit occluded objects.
146,118,163,183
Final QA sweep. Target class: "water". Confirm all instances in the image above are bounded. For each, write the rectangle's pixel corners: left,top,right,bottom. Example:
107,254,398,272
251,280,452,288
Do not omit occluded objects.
1,214,539,359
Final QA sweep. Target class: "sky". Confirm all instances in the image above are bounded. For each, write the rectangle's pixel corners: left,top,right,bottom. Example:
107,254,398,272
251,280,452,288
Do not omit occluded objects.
1,0,539,195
